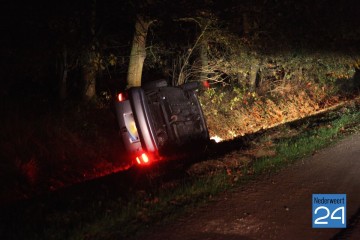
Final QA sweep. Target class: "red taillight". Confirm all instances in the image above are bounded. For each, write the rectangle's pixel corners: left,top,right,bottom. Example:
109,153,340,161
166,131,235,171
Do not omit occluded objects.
117,92,127,102
135,153,150,165
202,80,210,89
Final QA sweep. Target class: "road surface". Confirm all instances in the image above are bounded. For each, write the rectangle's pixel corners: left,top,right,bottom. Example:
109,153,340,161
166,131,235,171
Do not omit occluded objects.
138,133,360,240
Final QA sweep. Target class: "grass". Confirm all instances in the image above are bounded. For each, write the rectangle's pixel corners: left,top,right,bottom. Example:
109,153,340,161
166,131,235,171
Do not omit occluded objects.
253,110,360,173
1,104,360,240
69,173,232,240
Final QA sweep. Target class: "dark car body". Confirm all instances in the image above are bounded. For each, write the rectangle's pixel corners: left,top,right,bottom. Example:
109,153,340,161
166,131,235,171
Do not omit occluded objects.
115,80,209,165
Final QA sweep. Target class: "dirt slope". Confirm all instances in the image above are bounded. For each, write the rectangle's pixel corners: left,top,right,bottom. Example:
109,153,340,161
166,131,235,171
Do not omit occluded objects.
138,133,360,240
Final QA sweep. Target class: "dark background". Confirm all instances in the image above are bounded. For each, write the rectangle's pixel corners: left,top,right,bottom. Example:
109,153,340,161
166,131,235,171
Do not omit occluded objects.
1,0,360,102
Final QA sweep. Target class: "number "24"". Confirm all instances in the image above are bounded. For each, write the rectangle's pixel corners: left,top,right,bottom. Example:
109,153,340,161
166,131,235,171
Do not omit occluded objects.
314,206,345,224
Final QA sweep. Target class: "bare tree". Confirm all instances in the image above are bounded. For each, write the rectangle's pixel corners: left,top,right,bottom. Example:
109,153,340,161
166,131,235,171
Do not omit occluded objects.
171,17,210,86
58,45,68,100
126,2,213,87
82,0,98,101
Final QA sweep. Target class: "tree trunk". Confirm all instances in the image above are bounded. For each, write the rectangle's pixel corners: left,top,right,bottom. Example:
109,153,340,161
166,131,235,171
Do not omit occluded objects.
82,63,96,101
58,46,68,100
200,40,209,81
250,59,260,91
59,68,68,100
82,0,97,101
127,15,150,88
242,12,250,37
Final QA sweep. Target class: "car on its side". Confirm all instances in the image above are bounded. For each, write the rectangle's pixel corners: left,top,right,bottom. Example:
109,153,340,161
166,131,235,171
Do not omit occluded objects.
115,80,209,166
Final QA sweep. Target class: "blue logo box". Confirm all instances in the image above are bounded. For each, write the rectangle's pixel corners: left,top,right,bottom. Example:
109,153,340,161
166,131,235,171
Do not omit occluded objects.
312,194,346,228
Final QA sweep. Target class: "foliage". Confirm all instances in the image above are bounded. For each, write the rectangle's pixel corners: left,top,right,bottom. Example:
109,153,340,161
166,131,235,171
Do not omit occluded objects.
196,35,360,140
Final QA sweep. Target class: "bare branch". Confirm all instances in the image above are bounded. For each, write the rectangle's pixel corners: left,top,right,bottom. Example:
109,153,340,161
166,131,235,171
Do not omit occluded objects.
177,23,210,85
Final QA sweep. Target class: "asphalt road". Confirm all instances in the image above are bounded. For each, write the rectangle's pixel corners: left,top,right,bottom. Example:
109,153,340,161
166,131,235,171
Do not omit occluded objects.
139,133,360,240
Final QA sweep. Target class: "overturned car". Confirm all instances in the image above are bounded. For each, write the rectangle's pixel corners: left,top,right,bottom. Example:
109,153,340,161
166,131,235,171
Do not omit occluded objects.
115,80,209,166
